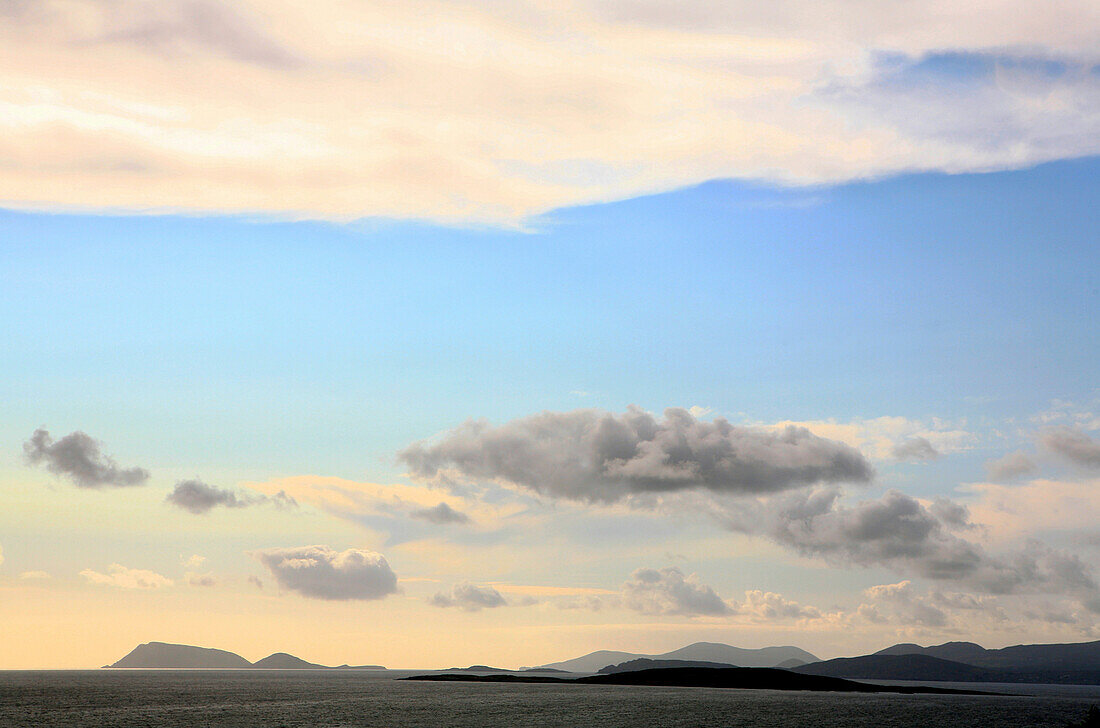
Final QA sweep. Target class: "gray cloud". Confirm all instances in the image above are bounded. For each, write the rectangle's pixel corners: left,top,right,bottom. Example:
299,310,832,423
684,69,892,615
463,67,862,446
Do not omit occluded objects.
251,545,398,601
23,429,149,488
165,479,297,514
410,502,470,525
718,489,1099,604
399,407,872,503
1040,426,1100,469
429,582,507,611
247,575,264,590
891,437,939,462
620,566,732,616
187,572,217,587
985,451,1039,481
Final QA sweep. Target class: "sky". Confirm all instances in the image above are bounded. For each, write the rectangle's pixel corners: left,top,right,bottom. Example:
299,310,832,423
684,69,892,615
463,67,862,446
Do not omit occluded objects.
1,0,1100,670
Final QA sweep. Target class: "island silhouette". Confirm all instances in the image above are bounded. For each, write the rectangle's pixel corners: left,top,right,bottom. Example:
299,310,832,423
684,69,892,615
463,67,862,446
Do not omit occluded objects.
104,637,1100,687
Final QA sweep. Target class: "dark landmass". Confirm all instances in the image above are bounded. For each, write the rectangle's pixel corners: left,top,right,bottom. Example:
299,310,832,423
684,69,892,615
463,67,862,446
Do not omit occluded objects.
105,642,385,670
443,665,512,673
774,658,808,669
251,653,326,669
521,667,572,673
597,658,737,674
107,642,252,669
875,639,1100,672
404,666,995,695
537,641,820,672
798,653,1100,685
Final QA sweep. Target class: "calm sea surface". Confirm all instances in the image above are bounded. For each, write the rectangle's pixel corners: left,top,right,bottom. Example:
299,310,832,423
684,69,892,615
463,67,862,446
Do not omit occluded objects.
2,670,1099,727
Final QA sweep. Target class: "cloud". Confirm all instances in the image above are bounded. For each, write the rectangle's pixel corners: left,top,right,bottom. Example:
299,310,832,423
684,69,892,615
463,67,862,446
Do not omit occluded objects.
717,488,1100,603
861,581,947,627
733,590,823,621
251,545,398,601
620,566,732,616
429,582,507,611
400,407,872,503
248,575,264,589
1040,426,1100,469
80,563,173,589
23,429,149,488
183,554,206,569
4,2,1099,223
187,572,217,587
410,502,470,525
765,416,973,461
166,479,297,514
891,437,939,462
985,451,1038,481
19,570,51,580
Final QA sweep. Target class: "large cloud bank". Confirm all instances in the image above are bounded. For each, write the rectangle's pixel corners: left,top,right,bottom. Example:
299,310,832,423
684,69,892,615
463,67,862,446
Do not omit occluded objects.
2,1,1099,223
251,545,398,601
23,429,149,488
400,407,872,502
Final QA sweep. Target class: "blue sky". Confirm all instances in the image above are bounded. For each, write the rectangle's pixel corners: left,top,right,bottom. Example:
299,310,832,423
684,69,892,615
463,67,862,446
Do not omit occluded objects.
3,158,1097,481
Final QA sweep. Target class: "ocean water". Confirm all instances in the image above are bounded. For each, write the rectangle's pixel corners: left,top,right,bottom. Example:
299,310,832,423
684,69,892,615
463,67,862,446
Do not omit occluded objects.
1,670,1099,727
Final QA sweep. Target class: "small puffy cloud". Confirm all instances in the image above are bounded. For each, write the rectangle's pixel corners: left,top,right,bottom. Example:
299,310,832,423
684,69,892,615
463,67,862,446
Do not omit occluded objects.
1040,426,1100,469
733,590,823,621
410,502,470,525
166,479,297,514
20,571,51,580
80,564,173,589
429,582,507,611
620,566,732,616
23,429,149,488
400,407,872,503
251,545,398,601
891,437,939,462
187,572,217,587
985,451,1039,481
183,554,206,569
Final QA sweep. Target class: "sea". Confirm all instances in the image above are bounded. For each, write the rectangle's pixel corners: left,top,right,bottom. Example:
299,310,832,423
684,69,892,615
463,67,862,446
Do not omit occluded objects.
2,670,1099,727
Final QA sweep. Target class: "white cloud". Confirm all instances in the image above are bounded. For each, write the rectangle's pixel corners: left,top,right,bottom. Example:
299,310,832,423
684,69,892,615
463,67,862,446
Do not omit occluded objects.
1,1,1099,223
80,563,173,589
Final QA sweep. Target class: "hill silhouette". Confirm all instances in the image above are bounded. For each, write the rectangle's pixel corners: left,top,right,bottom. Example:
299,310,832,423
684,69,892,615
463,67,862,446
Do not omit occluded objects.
105,642,384,670
874,639,1100,672
537,641,819,672
405,666,993,695
597,658,737,674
